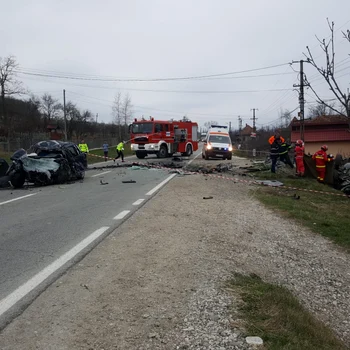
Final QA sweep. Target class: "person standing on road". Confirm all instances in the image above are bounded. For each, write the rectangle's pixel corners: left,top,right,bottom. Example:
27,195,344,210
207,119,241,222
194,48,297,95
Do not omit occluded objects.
312,145,332,183
114,141,125,162
294,140,305,177
78,139,89,154
279,140,294,168
102,142,109,161
270,137,281,173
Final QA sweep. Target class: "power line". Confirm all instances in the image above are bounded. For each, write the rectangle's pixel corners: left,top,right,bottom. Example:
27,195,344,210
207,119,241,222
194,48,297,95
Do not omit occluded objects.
15,62,290,82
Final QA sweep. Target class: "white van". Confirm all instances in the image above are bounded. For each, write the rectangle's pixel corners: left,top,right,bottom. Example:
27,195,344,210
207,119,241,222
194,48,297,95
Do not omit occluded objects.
202,125,233,160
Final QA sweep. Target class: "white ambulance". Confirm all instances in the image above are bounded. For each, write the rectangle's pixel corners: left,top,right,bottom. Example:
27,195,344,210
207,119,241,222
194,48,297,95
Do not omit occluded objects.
202,125,233,160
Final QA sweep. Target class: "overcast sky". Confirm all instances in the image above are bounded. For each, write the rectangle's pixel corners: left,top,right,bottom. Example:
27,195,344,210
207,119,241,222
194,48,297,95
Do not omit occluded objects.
2,0,350,129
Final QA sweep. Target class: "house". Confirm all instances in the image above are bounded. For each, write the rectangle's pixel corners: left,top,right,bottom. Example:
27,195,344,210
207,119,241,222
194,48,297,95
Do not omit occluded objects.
239,123,254,142
290,115,350,156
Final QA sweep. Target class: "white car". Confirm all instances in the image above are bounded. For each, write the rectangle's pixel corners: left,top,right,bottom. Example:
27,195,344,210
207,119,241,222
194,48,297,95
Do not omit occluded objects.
202,133,233,160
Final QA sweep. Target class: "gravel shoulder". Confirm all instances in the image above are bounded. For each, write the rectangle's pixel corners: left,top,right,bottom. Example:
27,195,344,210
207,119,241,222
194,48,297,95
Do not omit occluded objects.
0,156,349,349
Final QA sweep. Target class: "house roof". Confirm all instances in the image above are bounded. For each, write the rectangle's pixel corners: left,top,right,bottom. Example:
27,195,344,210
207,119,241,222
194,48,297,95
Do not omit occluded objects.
291,115,349,126
241,124,253,135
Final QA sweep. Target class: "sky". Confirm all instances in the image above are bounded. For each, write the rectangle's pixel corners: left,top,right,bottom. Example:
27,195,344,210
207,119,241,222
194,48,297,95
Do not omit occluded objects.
2,0,350,129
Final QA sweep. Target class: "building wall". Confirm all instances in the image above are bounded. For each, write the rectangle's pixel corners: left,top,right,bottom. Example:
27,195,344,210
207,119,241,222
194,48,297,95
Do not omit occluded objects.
304,141,350,157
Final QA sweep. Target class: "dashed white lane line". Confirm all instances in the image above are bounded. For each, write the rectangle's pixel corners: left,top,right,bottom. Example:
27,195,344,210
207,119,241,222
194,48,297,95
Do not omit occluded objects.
91,171,111,177
0,226,109,317
187,151,201,165
0,193,37,206
132,199,145,206
113,210,130,220
146,174,177,196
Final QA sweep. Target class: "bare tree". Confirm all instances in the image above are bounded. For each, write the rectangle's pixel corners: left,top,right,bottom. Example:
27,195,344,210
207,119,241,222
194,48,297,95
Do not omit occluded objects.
308,101,335,118
40,93,62,126
203,121,218,131
0,56,25,135
303,19,350,124
112,92,122,139
121,93,133,139
279,108,292,128
122,93,133,126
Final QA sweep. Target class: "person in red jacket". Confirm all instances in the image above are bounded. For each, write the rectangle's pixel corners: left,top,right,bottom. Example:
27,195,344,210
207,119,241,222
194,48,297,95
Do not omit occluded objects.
312,145,331,183
294,139,305,176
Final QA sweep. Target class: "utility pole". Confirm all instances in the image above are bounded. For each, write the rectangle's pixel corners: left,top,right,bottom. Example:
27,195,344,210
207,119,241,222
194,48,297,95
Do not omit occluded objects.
63,89,67,141
292,60,309,140
229,121,231,133
250,109,258,157
250,108,258,132
96,113,98,123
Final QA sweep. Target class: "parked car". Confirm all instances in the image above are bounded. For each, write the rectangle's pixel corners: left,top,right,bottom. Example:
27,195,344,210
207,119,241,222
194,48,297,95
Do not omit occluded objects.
1,140,87,188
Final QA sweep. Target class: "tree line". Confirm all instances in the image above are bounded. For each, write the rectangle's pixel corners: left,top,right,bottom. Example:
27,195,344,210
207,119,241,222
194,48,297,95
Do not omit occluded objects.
0,56,134,142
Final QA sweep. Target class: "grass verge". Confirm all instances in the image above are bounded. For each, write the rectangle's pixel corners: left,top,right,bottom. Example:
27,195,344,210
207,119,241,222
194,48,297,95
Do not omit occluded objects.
0,151,12,164
88,147,133,164
228,273,347,350
251,171,350,251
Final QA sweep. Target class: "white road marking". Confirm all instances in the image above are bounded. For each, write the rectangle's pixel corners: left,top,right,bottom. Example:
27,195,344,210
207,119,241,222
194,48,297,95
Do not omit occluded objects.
0,226,109,317
91,171,111,177
132,199,145,206
146,174,177,196
187,151,201,165
113,210,130,220
0,193,37,206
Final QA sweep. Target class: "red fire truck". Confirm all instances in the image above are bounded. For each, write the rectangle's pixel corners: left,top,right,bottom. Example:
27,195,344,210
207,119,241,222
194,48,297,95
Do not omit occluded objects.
129,117,199,159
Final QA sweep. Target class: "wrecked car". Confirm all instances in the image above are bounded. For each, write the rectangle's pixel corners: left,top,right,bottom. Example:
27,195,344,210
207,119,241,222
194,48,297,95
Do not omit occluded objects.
1,140,87,188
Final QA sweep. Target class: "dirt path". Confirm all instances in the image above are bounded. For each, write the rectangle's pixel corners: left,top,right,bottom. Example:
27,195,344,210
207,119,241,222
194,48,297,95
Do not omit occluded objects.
0,157,349,349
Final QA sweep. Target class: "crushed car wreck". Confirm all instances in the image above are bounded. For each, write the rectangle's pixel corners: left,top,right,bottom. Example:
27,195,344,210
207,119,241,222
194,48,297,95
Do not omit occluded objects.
0,140,87,188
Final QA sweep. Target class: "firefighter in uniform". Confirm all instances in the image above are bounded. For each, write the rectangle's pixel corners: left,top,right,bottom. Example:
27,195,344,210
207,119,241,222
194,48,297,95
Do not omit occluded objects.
279,140,293,168
312,145,331,183
78,140,89,153
268,131,285,145
294,140,305,176
270,137,281,173
114,141,125,162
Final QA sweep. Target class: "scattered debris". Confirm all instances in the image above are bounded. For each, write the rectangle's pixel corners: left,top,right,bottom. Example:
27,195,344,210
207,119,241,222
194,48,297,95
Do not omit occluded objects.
100,180,108,185
293,194,300,200
255,180,284,187
203,196,213,200
245,336,263,345
122,180,136,183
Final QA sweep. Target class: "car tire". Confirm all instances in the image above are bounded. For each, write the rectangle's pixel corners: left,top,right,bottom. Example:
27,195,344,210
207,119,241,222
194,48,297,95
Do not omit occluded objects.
136,151,146,159
157,145,168,158
205,152,209,160
10,171,26,189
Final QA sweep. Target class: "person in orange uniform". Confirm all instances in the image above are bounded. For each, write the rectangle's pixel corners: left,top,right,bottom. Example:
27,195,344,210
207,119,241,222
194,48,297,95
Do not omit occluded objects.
268,131,285,145
294,140,305,176
312,145,331,183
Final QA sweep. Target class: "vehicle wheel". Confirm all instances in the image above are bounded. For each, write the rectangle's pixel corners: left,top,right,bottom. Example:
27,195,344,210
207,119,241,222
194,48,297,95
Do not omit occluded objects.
227,155,232,160
157,145,168,158
205,152,209,160
76,170,85,180
185,144,192,156
10,171,26,188
136,151,146,159
202,153,205,159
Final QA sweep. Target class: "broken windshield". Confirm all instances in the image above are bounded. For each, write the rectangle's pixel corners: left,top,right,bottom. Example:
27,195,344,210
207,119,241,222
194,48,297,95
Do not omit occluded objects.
132,123,153,134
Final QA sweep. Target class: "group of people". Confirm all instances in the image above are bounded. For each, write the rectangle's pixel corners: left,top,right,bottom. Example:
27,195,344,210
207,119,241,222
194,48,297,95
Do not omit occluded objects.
269,132,332,183
78,139,126,162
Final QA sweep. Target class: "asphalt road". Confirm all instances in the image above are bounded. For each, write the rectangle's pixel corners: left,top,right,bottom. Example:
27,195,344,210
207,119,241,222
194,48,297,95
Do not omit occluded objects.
0,150,200,326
